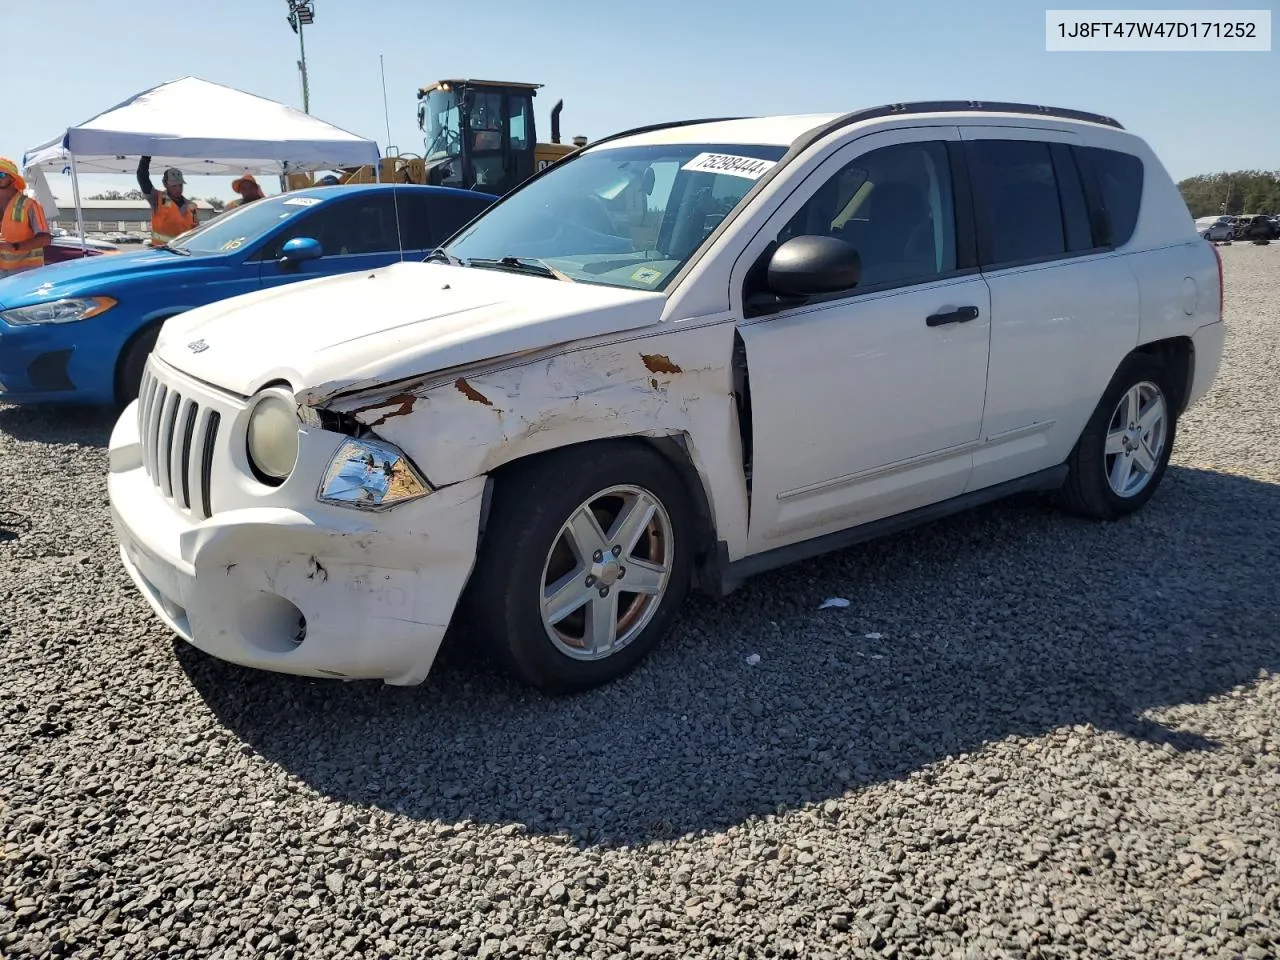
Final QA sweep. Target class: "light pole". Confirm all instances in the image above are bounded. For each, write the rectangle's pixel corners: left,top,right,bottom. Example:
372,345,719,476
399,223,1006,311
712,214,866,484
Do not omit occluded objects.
286,0,315,114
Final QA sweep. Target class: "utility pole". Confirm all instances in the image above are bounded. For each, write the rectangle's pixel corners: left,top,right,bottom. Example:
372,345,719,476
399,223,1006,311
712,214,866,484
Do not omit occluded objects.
286,0,316,114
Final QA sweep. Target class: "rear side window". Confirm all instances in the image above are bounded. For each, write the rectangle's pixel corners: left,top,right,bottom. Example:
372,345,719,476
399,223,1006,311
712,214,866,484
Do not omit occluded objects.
380,193,430,250
395,192,492,250
966,139,1067,267
431,195,490,244
1080,147,1144,247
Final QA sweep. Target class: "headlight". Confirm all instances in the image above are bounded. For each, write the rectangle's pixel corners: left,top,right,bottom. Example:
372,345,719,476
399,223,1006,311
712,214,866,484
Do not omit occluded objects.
0,296,116,325
246,393,299,484
318,437,432,510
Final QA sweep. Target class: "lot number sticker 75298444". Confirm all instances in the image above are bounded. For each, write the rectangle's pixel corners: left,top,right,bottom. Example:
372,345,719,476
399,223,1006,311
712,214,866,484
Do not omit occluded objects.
680,153,778,180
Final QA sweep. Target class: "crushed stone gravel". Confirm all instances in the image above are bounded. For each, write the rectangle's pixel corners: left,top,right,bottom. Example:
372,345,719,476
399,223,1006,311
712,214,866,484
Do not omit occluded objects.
1,244,1277,959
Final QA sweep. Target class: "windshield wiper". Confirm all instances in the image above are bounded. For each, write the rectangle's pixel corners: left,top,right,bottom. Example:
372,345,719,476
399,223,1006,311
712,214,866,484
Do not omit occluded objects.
160,243,191,256
425,247,463,266
467,256,574,282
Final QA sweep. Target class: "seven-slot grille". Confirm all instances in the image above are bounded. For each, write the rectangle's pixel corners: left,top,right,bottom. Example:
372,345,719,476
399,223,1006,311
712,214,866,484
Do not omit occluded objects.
136,364,221,520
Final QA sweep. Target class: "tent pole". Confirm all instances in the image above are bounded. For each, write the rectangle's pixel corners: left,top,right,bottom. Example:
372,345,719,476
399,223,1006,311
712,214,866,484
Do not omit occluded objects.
69,156,87,254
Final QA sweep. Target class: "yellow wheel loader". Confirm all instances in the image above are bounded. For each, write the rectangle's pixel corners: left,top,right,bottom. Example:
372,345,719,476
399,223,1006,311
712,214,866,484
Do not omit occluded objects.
287,79,585,195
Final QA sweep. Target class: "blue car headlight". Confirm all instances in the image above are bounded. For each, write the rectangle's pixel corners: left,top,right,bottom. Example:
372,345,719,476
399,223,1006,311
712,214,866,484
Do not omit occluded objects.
0,296,117,325
318,437,433,510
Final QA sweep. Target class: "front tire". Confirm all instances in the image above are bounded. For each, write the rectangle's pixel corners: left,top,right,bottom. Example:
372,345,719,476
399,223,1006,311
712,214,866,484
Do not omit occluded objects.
1059,354,1178,520
463,441,695,693
115,322,163,409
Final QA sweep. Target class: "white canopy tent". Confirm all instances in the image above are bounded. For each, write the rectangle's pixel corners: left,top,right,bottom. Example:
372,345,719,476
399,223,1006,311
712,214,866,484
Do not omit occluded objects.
22,76,382,245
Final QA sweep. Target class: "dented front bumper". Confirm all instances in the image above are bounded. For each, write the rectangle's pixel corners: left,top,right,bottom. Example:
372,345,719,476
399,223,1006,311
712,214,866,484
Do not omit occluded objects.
107,403,487,686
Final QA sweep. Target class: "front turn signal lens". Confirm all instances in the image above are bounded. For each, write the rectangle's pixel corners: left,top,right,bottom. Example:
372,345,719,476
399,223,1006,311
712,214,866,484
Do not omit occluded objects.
317,437,432,510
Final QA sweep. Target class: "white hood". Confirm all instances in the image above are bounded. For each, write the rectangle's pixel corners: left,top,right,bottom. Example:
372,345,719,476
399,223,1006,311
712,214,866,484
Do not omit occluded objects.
155,260,666,399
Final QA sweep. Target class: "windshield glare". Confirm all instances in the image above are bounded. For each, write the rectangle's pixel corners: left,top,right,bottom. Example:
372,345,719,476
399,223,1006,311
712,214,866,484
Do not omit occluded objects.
171,194,322,255
424,90,461,162
444,143,788,291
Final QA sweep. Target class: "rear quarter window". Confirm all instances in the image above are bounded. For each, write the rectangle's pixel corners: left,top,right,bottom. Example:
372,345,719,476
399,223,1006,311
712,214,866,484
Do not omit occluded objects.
1081,147,1144,247
965,138,1068,267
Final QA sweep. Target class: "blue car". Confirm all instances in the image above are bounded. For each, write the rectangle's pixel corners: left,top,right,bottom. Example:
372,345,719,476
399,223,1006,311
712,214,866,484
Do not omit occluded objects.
0,183,494,407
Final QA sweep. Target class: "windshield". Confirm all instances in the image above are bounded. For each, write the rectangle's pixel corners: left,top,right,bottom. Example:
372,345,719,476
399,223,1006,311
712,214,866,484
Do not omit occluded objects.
424,89,462,162
444,142,788,291
169,194,324,256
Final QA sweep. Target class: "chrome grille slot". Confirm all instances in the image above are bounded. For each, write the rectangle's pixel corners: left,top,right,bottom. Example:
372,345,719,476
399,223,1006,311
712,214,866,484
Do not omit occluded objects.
176,402,198,509
156,389,180,498
136,359,222,521
146,383,168,481
163,396,190,501
200,411,221,520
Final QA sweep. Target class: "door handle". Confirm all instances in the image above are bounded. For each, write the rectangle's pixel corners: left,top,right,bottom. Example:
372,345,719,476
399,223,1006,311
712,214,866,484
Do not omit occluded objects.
926,305,980,327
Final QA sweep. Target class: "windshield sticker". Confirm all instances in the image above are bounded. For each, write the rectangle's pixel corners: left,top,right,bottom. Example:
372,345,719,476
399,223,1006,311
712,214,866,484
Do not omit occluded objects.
630,266,663,285
680,152,777,180
282,196,321,206
220,238,246,251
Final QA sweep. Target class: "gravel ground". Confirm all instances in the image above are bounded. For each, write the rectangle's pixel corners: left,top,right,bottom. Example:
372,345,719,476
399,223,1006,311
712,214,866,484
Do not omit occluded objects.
2,245,1278,959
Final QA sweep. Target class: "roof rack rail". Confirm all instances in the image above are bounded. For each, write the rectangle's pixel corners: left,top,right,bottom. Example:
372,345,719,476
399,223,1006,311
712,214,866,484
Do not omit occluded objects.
578,117,755,151
836,100,1124,130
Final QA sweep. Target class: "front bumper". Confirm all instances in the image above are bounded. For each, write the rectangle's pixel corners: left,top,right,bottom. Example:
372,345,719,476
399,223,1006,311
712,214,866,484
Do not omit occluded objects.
107,400,488,685
0,319,113,405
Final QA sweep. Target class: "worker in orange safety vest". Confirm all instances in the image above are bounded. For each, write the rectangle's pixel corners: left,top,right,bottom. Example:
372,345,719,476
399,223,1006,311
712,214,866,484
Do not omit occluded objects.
0,158,52,275
225,172,265,210
137,156,198,246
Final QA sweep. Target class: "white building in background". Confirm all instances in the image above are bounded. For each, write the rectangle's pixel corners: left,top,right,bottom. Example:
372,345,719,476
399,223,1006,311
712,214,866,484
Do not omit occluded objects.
52,198,219,236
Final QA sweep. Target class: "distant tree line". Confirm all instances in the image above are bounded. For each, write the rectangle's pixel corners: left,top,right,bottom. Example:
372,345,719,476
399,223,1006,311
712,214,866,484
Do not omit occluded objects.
1178,171,1280,218
87,189,145,201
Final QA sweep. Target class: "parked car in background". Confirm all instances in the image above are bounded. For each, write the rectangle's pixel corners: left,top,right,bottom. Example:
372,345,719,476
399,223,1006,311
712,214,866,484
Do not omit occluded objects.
44,235,123,264
1196,216,1235,242
1239,215,1278,243
106,101,1224,694
1233,215,1263,240
0,183,494,407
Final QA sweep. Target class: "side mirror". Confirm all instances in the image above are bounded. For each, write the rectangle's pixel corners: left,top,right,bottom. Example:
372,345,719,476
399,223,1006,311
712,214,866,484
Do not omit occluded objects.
280,236,323,267
766,235,861,297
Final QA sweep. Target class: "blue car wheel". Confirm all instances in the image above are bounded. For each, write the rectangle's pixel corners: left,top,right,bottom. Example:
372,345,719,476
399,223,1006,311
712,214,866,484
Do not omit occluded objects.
115,321,165,408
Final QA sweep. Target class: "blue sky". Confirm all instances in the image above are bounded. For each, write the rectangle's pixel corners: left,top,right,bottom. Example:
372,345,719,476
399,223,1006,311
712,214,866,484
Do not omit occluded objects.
8,0,1276,202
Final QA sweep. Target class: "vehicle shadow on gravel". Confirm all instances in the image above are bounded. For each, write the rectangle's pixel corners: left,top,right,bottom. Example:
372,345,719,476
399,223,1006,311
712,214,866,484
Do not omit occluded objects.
0,404,116,448
178,464,1280,847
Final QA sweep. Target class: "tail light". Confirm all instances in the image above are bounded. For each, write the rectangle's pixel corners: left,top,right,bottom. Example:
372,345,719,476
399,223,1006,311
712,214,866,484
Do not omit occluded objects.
1211,242,1224,321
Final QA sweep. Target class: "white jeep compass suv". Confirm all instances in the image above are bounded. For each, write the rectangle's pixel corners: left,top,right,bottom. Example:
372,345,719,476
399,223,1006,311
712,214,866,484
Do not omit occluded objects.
107,101,1226,693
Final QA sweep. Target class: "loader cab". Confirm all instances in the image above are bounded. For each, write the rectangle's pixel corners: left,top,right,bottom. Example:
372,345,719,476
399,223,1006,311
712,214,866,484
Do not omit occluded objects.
418,79,544,196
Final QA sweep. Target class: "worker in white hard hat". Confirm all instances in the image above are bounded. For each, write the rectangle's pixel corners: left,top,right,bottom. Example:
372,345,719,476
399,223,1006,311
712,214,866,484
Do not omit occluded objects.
137,156,198,247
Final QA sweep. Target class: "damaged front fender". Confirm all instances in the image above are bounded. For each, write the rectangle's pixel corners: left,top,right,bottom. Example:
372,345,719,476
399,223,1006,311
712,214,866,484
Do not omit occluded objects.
307,326,754,560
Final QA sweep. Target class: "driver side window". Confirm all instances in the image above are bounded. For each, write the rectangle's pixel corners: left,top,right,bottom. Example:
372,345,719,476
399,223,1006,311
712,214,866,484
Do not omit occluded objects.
255,195,403,260
779,140,958,289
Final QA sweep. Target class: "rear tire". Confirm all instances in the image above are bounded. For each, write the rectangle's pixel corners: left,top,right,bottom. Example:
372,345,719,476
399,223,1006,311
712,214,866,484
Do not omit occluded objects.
115,323,163,410
462,440,695,693
1058,354,1178,521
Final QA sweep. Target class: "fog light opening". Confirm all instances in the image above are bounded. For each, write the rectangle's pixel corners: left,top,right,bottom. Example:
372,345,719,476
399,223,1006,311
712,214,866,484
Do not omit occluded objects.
159,595,187,623
237,593,307,655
